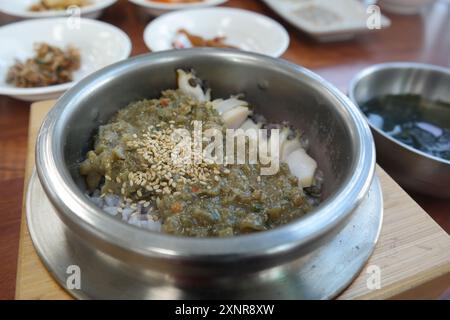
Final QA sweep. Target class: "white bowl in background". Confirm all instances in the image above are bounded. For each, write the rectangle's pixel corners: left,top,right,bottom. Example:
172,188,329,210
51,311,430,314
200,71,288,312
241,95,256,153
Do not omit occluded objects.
379,0,436,14
0,18,132,101
262,0,391,42
0,0,117,20
143,7,290,57
129,0,228,16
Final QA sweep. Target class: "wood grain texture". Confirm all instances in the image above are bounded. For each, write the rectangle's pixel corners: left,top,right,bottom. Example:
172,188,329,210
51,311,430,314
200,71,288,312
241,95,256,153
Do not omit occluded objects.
14,101,450,300
15,102,71,300
1,0,450,299
0,178,24,299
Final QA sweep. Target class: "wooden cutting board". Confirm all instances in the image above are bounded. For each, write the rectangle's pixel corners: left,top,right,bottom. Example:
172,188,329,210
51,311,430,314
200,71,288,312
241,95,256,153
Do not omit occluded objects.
15,100,450,300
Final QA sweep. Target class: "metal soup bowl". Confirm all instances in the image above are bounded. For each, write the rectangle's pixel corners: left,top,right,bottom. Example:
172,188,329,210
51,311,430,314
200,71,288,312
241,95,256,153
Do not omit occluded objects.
349,62,450,199
36,49,375,298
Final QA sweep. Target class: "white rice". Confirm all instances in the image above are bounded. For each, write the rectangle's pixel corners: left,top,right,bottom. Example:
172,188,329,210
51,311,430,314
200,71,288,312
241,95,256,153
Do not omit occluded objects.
87,190,162,232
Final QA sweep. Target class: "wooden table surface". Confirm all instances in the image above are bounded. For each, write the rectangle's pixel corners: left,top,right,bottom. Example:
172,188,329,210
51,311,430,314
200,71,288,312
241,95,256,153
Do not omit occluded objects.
0,0,449,300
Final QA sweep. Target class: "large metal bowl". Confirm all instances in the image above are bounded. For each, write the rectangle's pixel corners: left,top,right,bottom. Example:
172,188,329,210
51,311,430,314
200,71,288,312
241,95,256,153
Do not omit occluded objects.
349,62,450,199
35,49,376,298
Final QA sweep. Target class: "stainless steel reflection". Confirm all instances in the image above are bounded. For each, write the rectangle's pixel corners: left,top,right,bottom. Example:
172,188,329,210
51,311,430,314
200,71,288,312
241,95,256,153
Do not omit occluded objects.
349,62,450,199
35,49,376,298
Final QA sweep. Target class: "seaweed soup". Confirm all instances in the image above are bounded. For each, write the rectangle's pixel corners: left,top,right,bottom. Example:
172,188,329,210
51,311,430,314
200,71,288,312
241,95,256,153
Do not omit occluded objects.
361,94,450,161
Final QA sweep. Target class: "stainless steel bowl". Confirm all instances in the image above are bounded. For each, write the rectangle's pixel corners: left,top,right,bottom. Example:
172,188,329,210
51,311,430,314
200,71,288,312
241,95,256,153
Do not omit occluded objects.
36,49,375,298
349,62,450,199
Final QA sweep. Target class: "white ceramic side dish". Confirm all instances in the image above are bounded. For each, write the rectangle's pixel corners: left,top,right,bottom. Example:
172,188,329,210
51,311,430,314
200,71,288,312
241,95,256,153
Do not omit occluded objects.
0,0,117,20
143,7,290,57
262,0,391,42
130,0,228,16
379,0,436,15
0,18,131,101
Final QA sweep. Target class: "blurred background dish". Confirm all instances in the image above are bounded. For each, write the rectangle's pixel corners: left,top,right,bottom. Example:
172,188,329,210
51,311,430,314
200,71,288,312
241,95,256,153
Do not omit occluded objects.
379,0,436,15
143,7,290,57
129,0,228,16
349,62,450,199
0,0,117,19
0,18,131,101
262,0,391,42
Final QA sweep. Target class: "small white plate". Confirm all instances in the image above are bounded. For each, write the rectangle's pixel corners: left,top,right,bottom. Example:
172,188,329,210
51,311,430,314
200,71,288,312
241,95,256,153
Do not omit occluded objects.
0,18,131,101
0,0,117,20
130,0,228,16
143,7,290,57
262,0,391,42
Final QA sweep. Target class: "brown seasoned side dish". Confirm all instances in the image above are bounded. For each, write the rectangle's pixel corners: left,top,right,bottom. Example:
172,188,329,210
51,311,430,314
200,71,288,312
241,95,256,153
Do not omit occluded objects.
173,29,237,49
29,0,90,12
151,0,203,3
6,43,81,88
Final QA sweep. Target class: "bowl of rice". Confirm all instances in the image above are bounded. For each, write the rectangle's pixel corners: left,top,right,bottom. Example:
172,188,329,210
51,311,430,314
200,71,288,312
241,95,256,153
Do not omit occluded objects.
34,49,376,299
